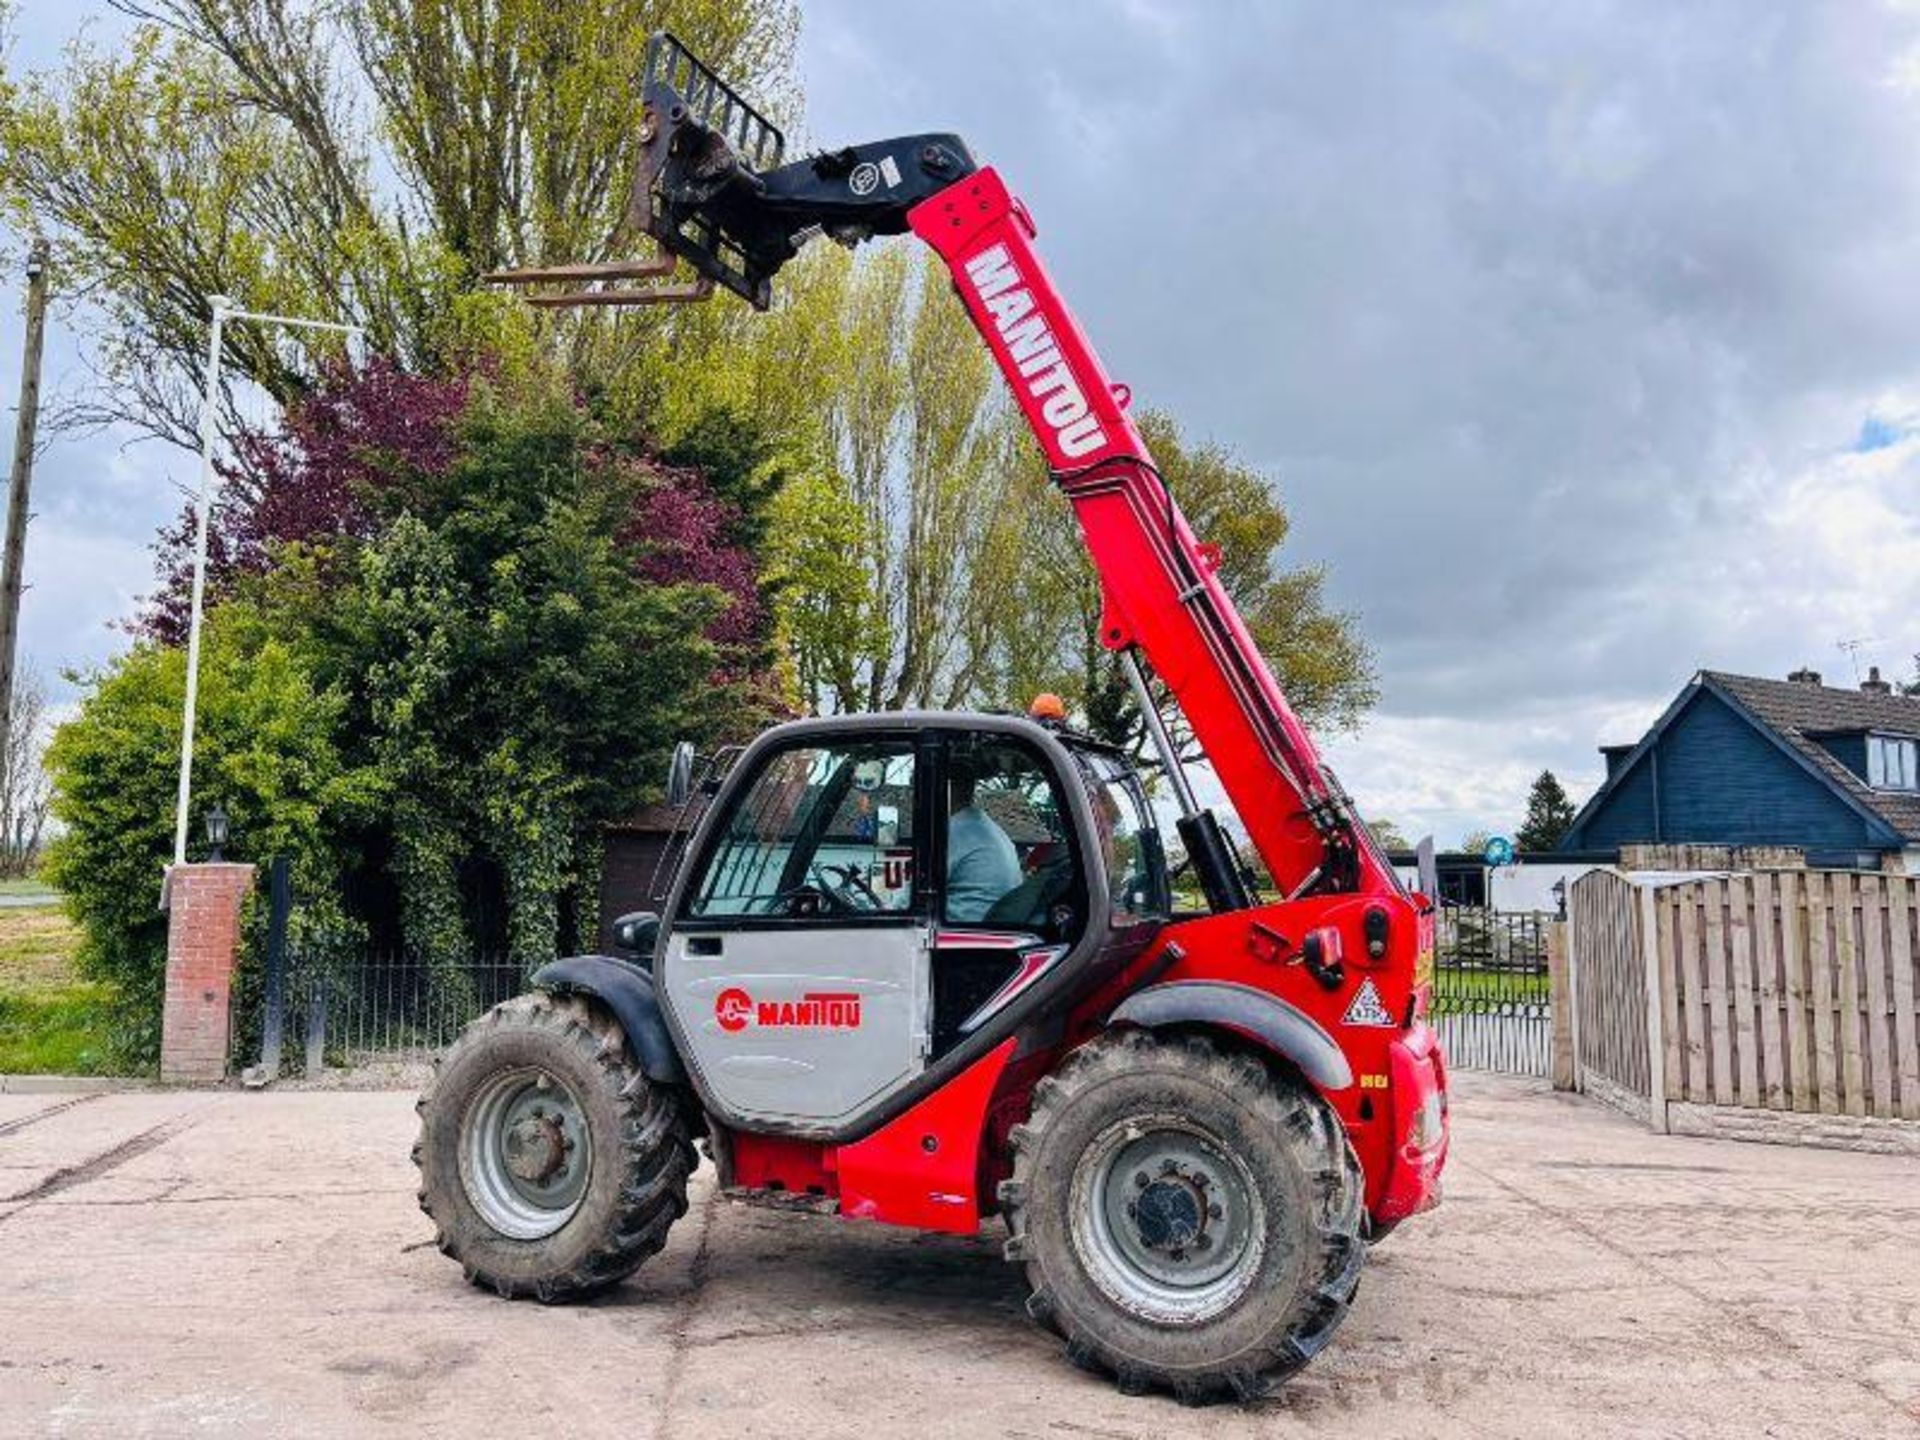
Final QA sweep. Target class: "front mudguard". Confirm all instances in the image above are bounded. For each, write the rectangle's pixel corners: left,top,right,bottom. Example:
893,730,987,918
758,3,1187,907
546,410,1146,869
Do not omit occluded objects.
1108,979,1354,1092
531,954,686,1085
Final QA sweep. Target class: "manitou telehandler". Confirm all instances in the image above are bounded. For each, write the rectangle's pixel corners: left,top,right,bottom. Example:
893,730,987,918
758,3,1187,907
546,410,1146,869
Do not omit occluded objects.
415,33,1449,1403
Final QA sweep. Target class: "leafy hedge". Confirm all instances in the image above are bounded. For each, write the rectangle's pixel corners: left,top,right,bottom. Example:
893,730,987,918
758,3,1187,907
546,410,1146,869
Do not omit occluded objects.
48,366,776,1064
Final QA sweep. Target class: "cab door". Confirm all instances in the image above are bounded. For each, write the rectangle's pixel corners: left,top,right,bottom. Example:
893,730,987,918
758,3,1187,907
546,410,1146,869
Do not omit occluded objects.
930,731,1090,1056
657,735,931,1129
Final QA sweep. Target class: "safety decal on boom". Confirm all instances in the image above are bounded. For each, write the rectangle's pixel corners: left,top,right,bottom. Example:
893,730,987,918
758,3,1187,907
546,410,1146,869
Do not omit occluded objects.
1341,979,1395,1028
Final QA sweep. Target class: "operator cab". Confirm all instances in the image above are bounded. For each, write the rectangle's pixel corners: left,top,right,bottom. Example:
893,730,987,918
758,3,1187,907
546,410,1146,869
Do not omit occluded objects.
651,713,1169,1136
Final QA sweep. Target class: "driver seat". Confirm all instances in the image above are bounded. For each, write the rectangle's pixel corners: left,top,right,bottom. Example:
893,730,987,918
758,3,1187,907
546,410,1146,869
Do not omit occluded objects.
980,850,1077,935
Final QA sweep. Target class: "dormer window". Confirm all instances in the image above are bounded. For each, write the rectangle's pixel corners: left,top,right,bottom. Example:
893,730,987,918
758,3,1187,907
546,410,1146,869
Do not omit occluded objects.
1867,734,1918,791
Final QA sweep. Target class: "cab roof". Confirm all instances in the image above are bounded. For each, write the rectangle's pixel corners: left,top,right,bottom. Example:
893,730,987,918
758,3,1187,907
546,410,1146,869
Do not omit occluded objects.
757,709,1133,761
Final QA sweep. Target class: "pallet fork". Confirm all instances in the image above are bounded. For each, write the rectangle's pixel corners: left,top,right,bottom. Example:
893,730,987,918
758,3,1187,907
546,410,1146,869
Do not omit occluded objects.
488,32,970,311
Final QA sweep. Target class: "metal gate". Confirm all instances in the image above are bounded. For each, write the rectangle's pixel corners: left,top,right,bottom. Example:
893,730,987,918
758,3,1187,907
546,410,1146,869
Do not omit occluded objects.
227,858,529,1078
1433,907,1552,1076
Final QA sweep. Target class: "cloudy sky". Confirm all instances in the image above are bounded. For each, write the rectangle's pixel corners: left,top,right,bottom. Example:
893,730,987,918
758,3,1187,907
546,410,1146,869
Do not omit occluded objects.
7,2,1920,845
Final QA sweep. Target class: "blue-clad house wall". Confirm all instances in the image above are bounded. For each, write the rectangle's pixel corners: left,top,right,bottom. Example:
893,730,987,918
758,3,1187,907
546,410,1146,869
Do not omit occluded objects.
1565,690,1881,851
1580,748,1655,843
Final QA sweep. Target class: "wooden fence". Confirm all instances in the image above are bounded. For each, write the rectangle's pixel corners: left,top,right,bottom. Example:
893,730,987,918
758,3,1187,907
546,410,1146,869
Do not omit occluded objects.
1568,868,1920,1138
1567,869,1651,1111
1653,871,1920,1120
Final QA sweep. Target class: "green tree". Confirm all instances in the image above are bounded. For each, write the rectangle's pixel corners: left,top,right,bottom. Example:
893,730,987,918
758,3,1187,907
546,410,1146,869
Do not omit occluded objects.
957,410,1375,762
1365,818,1411,852
0,0,798,443
1515,770,1578,853
245,376,739,971
765,470,884,713
44,614,373,1064
759,252,1376,735
48,363,765,1064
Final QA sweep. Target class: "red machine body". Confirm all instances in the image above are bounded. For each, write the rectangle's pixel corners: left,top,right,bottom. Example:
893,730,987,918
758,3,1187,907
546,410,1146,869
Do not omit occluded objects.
721,165,1448,1235
440,36,1454,1396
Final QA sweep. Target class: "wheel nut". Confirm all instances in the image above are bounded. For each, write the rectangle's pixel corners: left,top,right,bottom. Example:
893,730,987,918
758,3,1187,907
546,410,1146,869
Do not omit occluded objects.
1193,1173,1211,1190
1160,1158,1179,1175
1170,1247,1187,1261
1208,1202,1223,1220
1134,1171,1149,1189
1195,1234,1213,1252
1125,1202,1136,1217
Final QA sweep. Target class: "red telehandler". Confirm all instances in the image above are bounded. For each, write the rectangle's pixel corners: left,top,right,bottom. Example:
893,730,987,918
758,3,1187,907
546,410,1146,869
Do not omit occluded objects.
416,34,1449,1403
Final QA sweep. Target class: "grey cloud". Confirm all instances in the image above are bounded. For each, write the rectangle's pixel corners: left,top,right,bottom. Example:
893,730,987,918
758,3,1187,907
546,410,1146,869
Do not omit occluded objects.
6,2,1919,844
805,1,1920,834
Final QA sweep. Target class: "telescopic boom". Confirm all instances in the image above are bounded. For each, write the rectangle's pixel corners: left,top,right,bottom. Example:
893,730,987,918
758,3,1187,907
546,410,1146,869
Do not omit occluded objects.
494,32,1402,908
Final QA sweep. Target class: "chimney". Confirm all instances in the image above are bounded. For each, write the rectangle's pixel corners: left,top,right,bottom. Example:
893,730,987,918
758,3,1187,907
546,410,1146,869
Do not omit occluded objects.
1861,665,1893,696
1787,666,1822,687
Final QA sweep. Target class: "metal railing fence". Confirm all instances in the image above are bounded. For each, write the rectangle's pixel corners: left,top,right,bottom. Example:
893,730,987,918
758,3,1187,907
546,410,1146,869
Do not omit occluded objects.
1433,907,1553,1077
231,946,530,1077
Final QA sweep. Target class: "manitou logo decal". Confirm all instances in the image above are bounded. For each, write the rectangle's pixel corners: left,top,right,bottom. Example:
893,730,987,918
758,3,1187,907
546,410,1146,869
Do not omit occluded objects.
714,987,863,1034
714,988,754,1032
962,244,1108,460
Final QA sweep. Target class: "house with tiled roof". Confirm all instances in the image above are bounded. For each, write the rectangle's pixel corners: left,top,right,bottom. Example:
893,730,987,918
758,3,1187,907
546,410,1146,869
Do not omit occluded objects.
1560,666,1920,872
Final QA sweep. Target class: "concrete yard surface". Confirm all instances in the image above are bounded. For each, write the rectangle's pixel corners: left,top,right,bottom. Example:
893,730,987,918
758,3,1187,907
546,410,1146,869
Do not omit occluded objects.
1,1073,1917,1438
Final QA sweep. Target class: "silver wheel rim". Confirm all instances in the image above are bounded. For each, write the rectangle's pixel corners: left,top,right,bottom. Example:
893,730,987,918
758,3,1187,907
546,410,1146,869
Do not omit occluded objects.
1068,1115,1265,1326
459,1068,593,1240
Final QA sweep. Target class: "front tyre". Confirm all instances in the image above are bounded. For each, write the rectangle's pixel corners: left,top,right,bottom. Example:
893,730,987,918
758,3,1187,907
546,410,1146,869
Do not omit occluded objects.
1001,1030,1364,1404
413,991,695,1301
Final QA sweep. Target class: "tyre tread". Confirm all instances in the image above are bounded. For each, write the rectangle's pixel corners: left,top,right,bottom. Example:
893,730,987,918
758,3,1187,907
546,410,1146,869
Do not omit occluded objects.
413,990,693,1303
1001,1028,1365,1403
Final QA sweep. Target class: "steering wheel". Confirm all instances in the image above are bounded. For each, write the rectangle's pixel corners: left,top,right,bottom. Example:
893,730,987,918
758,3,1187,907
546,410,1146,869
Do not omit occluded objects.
811,860,883,913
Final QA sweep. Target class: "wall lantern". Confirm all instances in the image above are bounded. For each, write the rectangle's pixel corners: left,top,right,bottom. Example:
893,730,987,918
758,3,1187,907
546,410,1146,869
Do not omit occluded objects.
205,804,231,863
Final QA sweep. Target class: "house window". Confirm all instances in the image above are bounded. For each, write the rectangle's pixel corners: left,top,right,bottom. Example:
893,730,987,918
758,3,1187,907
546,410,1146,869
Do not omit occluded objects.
1867,735,1918,791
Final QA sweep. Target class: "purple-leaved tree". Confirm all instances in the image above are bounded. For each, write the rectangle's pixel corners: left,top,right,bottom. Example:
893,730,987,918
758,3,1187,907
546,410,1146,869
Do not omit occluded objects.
139,362,767,666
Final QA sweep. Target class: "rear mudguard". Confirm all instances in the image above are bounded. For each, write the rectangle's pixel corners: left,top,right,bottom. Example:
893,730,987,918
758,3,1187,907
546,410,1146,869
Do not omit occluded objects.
1108,979,1354,1092
531,954,686,1085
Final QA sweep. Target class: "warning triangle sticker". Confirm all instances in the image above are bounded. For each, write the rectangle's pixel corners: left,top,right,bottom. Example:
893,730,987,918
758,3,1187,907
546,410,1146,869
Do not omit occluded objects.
1341,978,1395,1028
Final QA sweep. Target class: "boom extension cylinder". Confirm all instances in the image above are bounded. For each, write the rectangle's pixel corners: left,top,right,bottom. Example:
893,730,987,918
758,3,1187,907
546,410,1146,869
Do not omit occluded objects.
1124,650,1253,913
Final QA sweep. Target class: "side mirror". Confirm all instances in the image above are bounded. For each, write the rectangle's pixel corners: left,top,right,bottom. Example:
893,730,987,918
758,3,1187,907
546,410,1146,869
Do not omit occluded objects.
612,910,661,961
666,740,696,809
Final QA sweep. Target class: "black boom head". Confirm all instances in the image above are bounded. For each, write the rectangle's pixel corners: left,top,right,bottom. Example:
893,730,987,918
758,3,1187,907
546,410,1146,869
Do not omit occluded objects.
633,32,977,311
632,31,791,309
489,32,975,311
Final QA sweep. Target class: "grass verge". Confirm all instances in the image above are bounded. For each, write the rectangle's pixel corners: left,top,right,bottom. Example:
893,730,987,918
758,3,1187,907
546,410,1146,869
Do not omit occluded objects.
0,904,123,1075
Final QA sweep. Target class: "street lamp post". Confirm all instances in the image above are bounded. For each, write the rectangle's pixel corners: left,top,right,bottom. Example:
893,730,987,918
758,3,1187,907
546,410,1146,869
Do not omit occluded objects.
171,297,362,868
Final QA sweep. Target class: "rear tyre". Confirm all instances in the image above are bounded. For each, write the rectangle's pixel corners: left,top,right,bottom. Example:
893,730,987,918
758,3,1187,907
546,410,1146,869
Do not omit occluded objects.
1000,1030,1364,1404
413,991,695,1301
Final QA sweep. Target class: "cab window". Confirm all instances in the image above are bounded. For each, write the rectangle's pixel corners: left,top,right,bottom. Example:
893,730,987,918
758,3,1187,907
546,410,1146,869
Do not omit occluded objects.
688,740,917,920
1073,749,1170,924
943,737,1082,935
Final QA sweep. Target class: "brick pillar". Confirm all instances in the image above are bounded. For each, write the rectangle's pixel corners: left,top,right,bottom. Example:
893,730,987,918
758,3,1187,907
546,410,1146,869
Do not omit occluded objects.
161,862,256,1084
